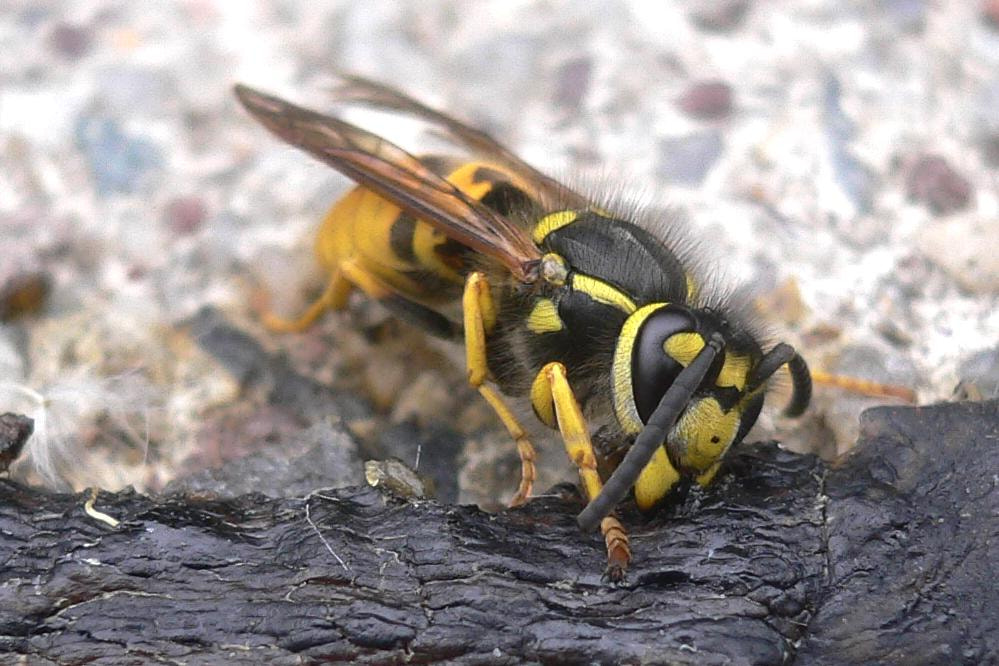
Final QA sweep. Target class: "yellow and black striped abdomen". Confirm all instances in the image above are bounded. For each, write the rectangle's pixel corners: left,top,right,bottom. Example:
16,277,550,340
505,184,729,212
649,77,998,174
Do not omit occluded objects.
315,160,536,309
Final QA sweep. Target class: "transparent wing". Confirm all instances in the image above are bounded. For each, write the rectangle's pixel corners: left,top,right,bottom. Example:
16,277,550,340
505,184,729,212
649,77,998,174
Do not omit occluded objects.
330,75,590,211
234,84,542,282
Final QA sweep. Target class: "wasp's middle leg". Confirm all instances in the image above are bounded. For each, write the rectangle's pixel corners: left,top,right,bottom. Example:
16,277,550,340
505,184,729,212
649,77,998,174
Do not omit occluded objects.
260,268,353,333
263,258,456,338
259,257,392,333
462,271,537,507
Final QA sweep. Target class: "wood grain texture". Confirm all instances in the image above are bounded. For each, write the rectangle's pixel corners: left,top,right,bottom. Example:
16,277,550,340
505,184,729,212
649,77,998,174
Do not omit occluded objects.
1,398,996,664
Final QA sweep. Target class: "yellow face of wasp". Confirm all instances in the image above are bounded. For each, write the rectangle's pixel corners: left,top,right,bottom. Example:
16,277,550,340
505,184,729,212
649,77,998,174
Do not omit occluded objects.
631,386,749,511
669,396,742,470
612,304,758,510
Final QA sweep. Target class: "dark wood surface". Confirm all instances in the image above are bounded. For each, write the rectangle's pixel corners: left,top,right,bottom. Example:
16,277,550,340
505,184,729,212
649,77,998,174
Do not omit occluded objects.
2,399,996,664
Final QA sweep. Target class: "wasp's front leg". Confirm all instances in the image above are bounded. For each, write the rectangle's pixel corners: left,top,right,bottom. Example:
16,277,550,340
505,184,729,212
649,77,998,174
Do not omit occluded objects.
531,361,631,581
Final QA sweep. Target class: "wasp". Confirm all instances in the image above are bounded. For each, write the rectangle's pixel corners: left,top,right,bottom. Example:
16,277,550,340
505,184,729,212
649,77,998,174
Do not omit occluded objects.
234,78,813,580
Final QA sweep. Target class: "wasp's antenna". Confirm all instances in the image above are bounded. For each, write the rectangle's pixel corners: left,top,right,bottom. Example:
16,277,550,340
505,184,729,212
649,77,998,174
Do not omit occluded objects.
577,333,725,532
748,343,812,417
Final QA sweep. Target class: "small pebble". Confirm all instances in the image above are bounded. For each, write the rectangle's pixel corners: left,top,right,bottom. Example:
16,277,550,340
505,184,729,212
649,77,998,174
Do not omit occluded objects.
677,80,733,120
0,270,50,321
658,130,724,186
554,57,592,111
374,422,462,503
365,458,431,500
955,346,999,399
875,320,914,348
75,115,163,195
905,154,973,215
48,22,93,59
917,217,999,293
801,323,844,347
689,1,750,32
983,0,999,30
883,0,927,34
981,134,999,167
164,195,208,236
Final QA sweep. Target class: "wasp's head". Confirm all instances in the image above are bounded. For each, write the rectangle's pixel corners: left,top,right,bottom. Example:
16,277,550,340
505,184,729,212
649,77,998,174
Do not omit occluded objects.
609,302,810,510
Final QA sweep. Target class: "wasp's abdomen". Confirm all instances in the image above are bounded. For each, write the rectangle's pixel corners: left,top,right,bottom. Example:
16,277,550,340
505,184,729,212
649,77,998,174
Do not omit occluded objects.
314,161,534,309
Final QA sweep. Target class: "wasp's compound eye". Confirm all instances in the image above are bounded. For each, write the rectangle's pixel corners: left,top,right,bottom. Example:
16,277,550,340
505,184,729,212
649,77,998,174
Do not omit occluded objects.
632,306,699,423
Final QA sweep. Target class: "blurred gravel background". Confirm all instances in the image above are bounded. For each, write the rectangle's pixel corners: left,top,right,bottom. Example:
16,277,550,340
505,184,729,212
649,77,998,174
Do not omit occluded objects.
2,1,997,502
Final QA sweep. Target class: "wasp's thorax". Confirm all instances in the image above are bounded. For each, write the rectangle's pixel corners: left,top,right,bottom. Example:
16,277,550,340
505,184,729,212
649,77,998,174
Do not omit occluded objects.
516,208,775,509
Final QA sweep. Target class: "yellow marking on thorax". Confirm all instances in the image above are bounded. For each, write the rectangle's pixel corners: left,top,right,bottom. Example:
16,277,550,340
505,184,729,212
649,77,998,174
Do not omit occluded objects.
532,210,578,244
571,274,636,314
526,298,564,334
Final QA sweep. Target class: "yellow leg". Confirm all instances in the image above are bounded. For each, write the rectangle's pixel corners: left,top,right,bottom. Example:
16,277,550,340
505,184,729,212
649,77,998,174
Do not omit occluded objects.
477,386,537,507
339,259,399,301
260,268,352,333
262,254,425,334
810,370,917,403
262,255,406,334
531,361,631,579
462,272,538,507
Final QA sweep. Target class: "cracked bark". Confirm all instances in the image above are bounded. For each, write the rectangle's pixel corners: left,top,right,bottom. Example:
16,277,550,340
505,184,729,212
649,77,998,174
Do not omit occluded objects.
2,400,997,664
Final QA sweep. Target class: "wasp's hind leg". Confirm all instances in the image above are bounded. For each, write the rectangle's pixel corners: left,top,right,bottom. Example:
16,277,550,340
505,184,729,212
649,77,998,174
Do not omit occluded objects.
264,259,456,338
463,271,538,507
339,260,458,338
531,362,631,581
260,268,353,333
